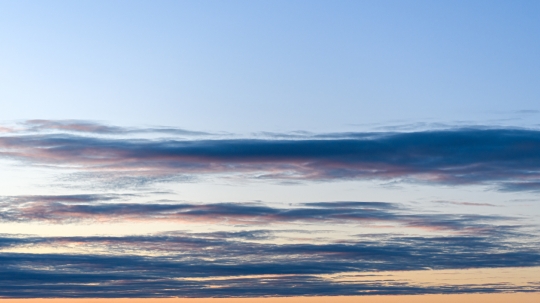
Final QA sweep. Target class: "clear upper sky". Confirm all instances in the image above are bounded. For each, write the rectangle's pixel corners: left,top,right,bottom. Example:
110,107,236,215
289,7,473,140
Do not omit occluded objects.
1,0,539,132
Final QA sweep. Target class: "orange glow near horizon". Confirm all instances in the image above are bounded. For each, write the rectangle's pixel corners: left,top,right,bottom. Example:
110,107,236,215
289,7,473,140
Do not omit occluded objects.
1,293,540,303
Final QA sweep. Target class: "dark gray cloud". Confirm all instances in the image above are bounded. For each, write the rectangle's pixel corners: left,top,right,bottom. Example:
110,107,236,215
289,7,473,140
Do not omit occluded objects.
1,127,540,190
0,231,539,297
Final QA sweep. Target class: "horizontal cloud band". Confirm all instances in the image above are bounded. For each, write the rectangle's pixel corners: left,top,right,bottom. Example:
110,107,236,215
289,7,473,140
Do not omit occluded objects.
0,196,510,234
1,231,539,297
1,126,540,190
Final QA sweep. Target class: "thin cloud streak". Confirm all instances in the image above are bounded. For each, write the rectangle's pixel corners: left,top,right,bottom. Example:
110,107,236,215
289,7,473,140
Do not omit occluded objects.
0,198,515,234
6,120,215,136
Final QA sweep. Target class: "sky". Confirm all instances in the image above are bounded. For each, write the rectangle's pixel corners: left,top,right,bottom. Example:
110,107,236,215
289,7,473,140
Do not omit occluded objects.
0,0,539,300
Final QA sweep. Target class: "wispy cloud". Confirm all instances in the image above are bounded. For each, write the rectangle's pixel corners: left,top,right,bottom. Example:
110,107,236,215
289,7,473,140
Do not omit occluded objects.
0,197,514,235
1,124,540,190
1,194,125,204
5,119,214,136
432,200,498,207
1,121,539,297
0,231,538,297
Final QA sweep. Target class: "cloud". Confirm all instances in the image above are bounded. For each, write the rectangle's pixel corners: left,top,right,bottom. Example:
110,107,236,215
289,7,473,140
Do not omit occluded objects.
3,231,538,271
0,197,518,236
498,181,540,192
433,200,497,207
0,194,124,204
515,110,540,114
1,121,538,298
0,231,539,297
21,120,213,136
1,126,540,190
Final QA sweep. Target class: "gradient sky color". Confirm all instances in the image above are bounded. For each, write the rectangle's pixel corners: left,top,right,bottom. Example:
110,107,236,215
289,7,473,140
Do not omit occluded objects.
0,0,539,300
1,0,539,132
3,293,540,303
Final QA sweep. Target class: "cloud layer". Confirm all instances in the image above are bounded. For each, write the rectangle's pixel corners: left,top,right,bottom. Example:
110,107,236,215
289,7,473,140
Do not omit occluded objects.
1,230,539,297
1,121,540,297
0,196,513,235
1,121,540,191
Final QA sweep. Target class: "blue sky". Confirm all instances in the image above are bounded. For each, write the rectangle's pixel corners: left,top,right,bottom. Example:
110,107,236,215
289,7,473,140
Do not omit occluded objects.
1,0,539,132
0,0,540,299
